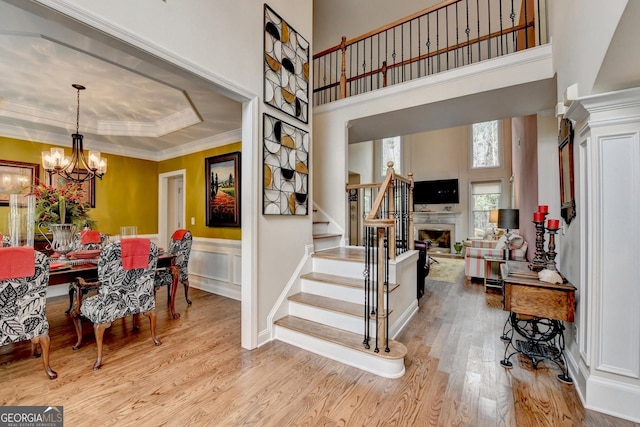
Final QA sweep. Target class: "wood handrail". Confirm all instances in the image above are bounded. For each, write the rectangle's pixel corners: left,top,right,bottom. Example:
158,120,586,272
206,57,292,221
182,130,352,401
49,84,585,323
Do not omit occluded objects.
313,0,461,59
314,20,534,95
366,166,395,221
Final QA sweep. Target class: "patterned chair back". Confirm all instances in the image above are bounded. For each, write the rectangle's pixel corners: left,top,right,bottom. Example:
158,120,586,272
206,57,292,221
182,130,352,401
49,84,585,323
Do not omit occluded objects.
0,250,50,345
80,240,158,324
0,248,56,378
1,235,10,247
72,230,105,251
168,230,192,282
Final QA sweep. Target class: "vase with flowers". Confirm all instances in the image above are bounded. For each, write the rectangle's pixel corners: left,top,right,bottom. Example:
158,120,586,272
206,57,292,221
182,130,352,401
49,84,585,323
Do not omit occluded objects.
34,181,95,259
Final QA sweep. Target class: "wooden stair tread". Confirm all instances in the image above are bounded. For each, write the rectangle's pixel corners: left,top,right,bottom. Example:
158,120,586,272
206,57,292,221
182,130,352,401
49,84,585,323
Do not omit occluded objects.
301,271,364,289
312,233,341,240
289,292,394,318
313,220,330,224
289,292,362,317
275,315,407,360
312,246,365,261
300,272,400,292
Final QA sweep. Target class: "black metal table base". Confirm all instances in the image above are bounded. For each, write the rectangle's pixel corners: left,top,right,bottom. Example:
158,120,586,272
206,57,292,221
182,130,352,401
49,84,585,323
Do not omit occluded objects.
500,312,573,384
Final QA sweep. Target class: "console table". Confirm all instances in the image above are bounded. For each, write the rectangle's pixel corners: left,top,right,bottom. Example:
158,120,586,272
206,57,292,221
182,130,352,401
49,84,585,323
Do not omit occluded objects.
499,261,576,383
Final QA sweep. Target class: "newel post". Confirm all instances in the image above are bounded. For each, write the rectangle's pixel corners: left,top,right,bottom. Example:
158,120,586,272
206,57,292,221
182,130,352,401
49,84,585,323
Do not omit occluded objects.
385,162,396,257
340,36,347,99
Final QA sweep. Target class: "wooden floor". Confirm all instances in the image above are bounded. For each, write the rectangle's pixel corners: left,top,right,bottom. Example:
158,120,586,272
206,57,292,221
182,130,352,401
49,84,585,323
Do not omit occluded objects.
1,277,637,426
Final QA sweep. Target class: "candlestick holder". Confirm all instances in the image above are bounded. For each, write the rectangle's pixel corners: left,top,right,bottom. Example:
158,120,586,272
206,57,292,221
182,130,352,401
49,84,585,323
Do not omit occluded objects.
546,227,559,271
530,219,547,271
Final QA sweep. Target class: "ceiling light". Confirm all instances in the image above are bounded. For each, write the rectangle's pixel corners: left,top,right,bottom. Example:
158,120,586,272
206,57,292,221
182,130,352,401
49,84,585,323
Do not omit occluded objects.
42,84,107,183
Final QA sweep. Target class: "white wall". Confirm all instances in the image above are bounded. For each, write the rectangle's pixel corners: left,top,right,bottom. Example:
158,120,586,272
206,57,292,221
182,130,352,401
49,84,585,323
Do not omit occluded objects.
549,0,627,99
348,141,375,183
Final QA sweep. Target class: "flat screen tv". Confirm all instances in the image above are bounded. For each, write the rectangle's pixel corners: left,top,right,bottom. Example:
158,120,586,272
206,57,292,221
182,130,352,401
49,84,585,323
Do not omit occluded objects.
413,179,459,205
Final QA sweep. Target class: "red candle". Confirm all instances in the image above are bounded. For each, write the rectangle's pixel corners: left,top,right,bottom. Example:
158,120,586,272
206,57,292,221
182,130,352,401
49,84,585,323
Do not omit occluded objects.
538,205,549,213
533,212,545,222
547,219,560,229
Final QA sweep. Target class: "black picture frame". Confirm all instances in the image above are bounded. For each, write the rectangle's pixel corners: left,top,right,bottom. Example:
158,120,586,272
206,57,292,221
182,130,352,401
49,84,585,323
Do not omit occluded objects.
47,170,95,208
558,118,576,225
0,160,40,206
263,113,309,215
264,4,310,124
205,152,241,227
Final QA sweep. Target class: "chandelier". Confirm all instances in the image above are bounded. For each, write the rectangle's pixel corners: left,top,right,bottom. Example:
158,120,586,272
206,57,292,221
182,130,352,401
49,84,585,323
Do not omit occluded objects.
41,84,107,183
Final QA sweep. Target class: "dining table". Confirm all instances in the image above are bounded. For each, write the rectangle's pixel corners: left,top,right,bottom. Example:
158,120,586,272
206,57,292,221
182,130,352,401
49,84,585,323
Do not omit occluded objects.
49,253,181,319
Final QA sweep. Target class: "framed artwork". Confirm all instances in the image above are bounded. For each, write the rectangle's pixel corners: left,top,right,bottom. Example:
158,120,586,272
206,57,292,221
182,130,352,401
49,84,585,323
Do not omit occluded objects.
263,113,309,215
0,160,40,206
205,152,241,227
264,4,309,124
48,171,95,208
558,118,576,225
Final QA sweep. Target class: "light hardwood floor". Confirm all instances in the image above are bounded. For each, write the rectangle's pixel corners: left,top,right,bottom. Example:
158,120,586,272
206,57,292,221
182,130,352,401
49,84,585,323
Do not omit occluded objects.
0,275,637,426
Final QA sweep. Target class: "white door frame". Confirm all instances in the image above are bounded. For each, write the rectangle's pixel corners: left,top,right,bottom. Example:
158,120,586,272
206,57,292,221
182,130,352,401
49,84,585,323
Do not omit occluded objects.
158,169,187,249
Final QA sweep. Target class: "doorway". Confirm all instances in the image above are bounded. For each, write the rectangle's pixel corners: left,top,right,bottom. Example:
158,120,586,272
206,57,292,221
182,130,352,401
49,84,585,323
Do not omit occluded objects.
158,170,186,249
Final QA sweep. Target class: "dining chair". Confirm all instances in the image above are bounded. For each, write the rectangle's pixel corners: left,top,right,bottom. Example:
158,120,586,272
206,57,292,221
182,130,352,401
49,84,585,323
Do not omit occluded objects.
71,238,161,370
72,229,105,251
154,229,193,307
0,247,57,379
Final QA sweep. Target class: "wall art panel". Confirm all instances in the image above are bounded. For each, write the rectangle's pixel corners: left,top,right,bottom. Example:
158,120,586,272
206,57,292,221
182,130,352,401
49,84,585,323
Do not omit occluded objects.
264,4,309,124
263,114,309,215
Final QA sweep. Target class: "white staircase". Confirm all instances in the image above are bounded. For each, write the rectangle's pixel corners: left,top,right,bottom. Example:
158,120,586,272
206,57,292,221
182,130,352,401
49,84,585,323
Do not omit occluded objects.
274,247,407,378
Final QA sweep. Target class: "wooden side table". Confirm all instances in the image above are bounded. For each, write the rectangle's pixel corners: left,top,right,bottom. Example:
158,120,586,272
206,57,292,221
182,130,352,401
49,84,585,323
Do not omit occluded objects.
499,262,576,383
483,256,506,292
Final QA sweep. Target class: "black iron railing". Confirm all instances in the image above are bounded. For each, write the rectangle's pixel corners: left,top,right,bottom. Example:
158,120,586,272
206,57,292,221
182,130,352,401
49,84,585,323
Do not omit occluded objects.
353,163,413,352
313,0,548,105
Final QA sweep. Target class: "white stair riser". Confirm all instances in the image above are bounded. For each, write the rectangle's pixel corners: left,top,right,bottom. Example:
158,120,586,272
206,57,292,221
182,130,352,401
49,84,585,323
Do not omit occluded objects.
312,222,329,235
313,236,342,252
288,301,383,336
274,325,405,379
301,279,390,307
301,280,364,304
312,257,366,279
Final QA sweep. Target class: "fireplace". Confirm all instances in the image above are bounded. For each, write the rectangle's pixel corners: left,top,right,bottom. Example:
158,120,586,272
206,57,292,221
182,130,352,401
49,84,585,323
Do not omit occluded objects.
417,227,452,252
414,211,461,253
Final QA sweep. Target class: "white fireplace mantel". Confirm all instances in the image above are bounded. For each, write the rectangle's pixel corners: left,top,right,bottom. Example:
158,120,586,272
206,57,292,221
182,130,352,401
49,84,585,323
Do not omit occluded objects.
413,212,463,250
414,211,462,223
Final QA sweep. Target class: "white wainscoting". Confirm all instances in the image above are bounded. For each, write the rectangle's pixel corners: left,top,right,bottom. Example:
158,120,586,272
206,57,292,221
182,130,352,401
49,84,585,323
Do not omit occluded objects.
46,235,242,301
189,237,242,300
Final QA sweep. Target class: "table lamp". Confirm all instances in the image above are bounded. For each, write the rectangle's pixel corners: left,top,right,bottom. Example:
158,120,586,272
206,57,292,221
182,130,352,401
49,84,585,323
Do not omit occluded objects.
489,209,499,238
498,208,519,260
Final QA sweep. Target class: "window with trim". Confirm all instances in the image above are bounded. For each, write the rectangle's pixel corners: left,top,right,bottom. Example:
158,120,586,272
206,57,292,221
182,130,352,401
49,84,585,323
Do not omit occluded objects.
471,181,501,237
472,120,500,168
381,136,402,176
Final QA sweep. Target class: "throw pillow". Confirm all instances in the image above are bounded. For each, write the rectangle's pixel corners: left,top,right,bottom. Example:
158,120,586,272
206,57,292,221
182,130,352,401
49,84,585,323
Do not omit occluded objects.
508,234,524,249
494,235,507,250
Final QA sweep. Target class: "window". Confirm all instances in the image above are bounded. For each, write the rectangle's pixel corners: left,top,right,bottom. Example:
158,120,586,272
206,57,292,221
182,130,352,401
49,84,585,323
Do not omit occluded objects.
381,136,402,176
472,120,500,168
471,181,501,237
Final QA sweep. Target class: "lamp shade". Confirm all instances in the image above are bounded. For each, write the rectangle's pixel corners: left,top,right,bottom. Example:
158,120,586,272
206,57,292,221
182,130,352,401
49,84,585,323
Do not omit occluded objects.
498,208,519,230
489,209,499,224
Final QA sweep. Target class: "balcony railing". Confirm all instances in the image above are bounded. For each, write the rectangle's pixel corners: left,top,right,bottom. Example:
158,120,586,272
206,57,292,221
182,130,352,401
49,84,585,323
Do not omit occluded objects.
313,0,548,106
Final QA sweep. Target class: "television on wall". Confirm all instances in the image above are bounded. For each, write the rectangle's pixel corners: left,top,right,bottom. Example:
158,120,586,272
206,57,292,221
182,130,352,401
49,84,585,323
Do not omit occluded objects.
413,179,459,205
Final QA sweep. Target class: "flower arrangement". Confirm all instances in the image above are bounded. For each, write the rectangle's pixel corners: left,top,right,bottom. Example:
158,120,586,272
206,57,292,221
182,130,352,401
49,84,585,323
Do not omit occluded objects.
34,182,95,228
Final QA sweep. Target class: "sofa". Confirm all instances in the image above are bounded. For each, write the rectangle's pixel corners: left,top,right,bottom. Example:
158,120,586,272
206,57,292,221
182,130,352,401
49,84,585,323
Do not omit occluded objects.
464,234,528,281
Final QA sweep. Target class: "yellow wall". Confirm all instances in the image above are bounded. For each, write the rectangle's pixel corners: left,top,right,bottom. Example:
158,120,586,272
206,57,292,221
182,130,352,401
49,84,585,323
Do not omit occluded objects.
0,136,157,235
159,142,242,240
1,136,241,239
